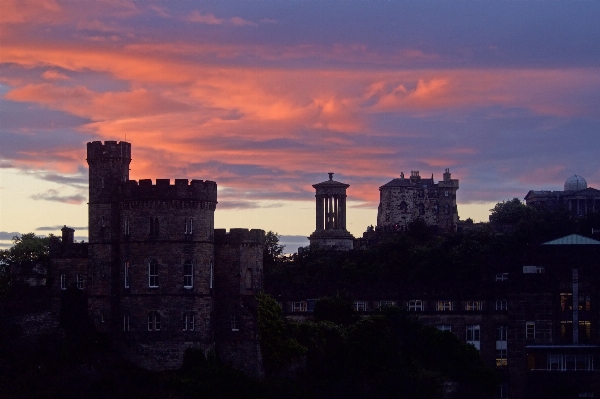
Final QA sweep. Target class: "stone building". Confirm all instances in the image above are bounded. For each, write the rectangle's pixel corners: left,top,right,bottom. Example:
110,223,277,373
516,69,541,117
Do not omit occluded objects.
308,173,355,250
376,169,459,232
525,174,600,216
49,141,265,373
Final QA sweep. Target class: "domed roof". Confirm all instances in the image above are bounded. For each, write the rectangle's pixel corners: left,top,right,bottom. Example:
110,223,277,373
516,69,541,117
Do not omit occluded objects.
564,175,587,191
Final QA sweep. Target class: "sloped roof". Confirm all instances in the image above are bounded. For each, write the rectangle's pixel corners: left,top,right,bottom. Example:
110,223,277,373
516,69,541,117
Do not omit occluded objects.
542,234,600,245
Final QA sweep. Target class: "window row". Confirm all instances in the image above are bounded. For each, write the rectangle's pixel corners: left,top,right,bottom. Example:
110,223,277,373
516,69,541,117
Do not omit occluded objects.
60,273,85,290
286,299,509,312
121,311,197,332
123,261,213,290
560,293,592,311
122,217,197,237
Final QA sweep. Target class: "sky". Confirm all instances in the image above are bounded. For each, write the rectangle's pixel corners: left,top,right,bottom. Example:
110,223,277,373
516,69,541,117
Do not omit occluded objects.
1,0,599,251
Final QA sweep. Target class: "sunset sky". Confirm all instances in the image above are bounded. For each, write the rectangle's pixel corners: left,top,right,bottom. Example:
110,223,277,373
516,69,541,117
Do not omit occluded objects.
1,1,599,250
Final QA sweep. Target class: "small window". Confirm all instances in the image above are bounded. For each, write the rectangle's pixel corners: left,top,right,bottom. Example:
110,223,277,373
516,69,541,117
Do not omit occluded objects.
101,311,107,323
149,261,159,288
437,325,452,332
495,299,508,311
466,324,481,350
353,300,367,312
101,216,106,227
444,190,449,197
526,321,535,340
124,218,130,235
495,273,509,281
182,312,195,331
496,349,507,368
496,325,508,341
149,217,159,238
293,301,307,312
209,260,213,289
436,301,453,311
60,273,67,290
123,315,130,331
465,301,482,311
148,311,161,331
231,313,239,331
76,274,84,290
184,261,193,289
101,177,104,188
245,268,252,290
408,300,424,311
124,262,130,289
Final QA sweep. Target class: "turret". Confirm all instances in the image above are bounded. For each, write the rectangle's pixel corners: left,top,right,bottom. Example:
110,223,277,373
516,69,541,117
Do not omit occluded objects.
87,141,131,204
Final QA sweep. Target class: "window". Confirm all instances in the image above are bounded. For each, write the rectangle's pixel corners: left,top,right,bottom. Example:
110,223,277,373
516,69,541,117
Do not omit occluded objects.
76,274,84,290
184,218,193,235
60,273,67,290
495,299,508,311
209,261,213,289
496,325,508,342
495,273,508,281
182,312,195,331
148,311,161,331
378,301,396,309
436,301,453,311
496,349,507,368
293,301,307,312
353,300,367,312
123,314,130,331
580,321,591,342
124,218,130,235
560,321,572,341
444,203,450,214
124,262,130,289
466,301,482,311
408,300,424,311
231,313,239,331
526,321,535,340
466,324,481,350
184,261,193,289
578,295,591,311
307,299,316,312
101,311,106,323
101,216,105,227
245,268,252,290
399,201,407,213
523,265,545,274
444,190,449,197
149,261,159,288
499,382,509,399
547,354,593,371
149,217,159,238
437,325,452,332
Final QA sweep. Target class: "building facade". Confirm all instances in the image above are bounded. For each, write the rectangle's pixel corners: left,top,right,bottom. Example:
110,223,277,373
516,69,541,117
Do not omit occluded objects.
525,175,600,216
50,141,265,373
377,169,459,232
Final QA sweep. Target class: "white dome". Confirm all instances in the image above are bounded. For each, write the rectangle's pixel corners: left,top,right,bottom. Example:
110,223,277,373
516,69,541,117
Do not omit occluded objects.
564,175,587,191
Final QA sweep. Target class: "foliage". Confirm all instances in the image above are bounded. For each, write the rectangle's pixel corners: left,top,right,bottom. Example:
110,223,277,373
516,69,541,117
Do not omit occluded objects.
263,231,286,268
0,233,53,266
488,198,535,224
313,292,358,326
256,292,306,373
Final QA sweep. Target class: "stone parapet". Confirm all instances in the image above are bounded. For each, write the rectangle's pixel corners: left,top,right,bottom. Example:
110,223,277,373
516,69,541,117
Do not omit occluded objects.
121,179,218,202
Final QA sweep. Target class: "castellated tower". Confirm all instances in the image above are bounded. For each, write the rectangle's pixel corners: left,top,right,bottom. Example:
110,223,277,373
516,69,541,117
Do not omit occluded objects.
309,173,355,250
86,141,222,369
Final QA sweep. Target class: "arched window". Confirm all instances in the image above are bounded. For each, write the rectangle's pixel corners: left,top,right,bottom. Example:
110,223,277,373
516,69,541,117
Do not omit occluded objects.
399,201,408,213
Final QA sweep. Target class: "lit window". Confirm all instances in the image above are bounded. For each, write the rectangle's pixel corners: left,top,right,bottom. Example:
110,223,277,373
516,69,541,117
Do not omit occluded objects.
560,293,573,310
76,274,84,290
495,299,508,311
408,300,424,311
580,321,591,341
353,300,367,312
466,324,481,350
231,313,239,331
148,311,161,331
182,312,195,331
149,261,159,288
124,262,130,289
495,273,508,281
578,295,591,311
496,349,507,368
466,301,482,311
184,261,193,289
526,321,535,340
436,301,453,311
60,274,67,290
437,325,452,332
293,301,307,312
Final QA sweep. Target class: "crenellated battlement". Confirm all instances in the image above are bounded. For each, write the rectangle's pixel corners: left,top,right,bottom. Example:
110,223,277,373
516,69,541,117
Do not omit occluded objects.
214,228,265,245
121,178,217,202
87,140,132,161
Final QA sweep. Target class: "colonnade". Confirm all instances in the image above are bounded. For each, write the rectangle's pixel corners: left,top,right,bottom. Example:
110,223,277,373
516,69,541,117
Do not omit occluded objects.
315,194,346,231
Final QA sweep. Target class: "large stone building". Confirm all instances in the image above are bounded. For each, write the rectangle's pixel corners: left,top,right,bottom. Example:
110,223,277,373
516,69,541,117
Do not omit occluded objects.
377,169,459,232
49,141,265,373
525,175,600,216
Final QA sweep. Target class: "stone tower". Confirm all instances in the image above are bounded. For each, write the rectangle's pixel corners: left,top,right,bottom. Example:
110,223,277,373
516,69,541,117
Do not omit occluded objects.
309,173,354,250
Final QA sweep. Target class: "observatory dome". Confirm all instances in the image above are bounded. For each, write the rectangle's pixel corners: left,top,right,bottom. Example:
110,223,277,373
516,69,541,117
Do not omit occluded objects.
564,175,587,191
